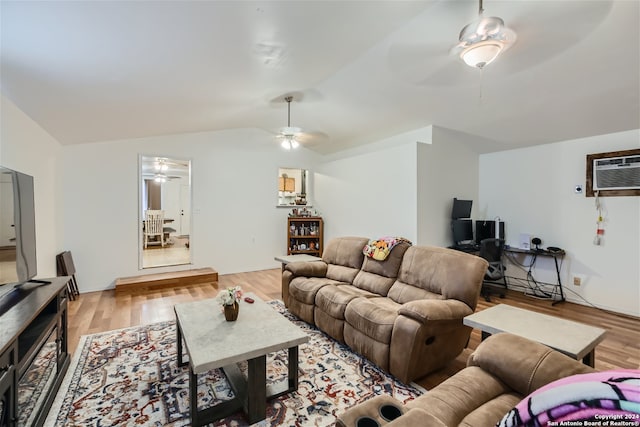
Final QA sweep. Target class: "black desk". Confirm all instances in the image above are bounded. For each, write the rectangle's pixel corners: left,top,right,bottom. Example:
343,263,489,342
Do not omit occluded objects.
504,247,566,305
449,243,479,253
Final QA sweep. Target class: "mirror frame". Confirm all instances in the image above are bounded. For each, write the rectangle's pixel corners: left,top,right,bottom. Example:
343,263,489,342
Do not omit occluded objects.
138,154,193,269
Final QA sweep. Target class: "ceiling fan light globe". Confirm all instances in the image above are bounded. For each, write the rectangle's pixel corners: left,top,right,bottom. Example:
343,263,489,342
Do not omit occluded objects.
281,139,292,150
291,140,299,149
461,41,502,68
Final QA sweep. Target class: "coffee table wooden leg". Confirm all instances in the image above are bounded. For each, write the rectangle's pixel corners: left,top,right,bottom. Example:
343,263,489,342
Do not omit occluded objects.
189,367,199,426
583,349,595,367
288,346,299,390
247,355,267,424
176,321,186,367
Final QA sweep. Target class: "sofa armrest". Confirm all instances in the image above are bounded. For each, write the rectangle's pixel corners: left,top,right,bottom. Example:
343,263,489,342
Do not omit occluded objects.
468,333,596,396
398,299,473,324
285,261,328,278
336,396,447,427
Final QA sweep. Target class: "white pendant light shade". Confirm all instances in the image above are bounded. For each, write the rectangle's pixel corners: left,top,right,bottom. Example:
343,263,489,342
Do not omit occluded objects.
461,41,502,69
281,135,299,150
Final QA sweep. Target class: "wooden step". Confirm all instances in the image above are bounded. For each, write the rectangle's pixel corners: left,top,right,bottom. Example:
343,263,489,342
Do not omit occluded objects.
115,267,218,294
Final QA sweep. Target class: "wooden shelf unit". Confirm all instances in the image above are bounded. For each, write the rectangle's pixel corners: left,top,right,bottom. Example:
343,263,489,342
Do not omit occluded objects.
287,216,323,257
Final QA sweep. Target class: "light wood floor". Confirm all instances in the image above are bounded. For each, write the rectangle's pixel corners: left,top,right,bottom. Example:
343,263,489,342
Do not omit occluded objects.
67,268,640,390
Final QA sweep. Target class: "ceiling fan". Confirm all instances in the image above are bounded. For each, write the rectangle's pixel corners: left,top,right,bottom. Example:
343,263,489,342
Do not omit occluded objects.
142,157,187,182
278,96,301,150
386,0,519,86
450,0,517,69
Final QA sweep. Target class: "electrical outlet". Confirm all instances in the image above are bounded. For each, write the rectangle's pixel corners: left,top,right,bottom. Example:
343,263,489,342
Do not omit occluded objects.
573,276,582,286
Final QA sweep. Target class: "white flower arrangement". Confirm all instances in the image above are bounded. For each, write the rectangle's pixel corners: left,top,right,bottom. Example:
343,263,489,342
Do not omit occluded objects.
217,285,243,306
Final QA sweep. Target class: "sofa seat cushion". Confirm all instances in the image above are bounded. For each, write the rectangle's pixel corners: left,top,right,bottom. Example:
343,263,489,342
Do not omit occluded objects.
405,366,518,426
289,277,346,305
344,297,400,343
459,393,522,427
316,285,377,319
388,280,443,304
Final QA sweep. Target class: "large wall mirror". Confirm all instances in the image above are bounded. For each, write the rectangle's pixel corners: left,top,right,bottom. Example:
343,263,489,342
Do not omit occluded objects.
139,155,192,269
278,167,309,206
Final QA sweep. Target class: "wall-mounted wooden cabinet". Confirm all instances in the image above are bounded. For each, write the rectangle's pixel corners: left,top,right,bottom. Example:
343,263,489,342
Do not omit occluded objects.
287,217,323,257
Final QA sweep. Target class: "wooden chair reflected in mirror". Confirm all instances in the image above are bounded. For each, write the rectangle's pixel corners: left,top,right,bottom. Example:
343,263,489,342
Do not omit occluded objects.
144,209,165,248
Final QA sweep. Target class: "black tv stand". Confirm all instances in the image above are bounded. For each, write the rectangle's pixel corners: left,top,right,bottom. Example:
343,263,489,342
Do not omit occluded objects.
0,277,70,427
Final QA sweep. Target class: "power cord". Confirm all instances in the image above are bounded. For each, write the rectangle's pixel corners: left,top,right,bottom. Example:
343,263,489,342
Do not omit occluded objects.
504,251,601,309
504,251,563,300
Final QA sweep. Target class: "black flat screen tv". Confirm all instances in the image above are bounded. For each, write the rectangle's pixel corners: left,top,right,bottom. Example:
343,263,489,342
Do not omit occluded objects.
451,198,472,219
452,219,474,245
0,166,37,294
476,220,505,245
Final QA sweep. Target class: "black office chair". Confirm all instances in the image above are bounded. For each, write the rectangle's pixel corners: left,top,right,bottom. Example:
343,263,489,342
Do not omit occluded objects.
479,238,507,302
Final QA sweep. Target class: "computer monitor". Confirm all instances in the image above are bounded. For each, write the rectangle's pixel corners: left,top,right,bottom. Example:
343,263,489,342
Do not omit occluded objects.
475,220,505,245
452,219,474,245
451,198,473,219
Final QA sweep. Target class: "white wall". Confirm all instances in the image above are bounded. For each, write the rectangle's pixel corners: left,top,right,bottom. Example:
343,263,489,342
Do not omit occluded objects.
417,126,481,247
315,125,482,248
0,95,62,279
61,129,321,292
314,127,431,242
479,130,640,317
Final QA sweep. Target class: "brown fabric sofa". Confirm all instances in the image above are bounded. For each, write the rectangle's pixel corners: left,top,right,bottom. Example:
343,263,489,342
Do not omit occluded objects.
336,333,596,427
282,236,489,383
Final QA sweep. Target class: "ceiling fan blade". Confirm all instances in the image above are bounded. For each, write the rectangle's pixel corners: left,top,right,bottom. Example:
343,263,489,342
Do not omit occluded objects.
389,41,480,87
296,131,329,147
267,89,324,107
459,16,505,42
279,126,302,136
388,42,450,85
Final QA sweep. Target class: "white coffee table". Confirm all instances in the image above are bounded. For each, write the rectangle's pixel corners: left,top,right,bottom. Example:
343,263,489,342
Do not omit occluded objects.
463,304,607,367
174,293,309,425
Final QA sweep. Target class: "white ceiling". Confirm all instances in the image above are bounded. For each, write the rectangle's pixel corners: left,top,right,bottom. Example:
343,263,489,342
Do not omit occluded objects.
1,0,638,154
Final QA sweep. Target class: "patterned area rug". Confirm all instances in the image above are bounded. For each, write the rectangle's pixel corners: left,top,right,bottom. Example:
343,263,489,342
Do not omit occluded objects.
45,301,423,426
19,340,57,426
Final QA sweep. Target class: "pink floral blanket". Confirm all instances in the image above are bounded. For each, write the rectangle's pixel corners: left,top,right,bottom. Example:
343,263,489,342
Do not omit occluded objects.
497,369,640,427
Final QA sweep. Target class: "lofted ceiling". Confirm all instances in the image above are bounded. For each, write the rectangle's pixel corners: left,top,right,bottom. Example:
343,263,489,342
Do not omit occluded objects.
1,0,638,155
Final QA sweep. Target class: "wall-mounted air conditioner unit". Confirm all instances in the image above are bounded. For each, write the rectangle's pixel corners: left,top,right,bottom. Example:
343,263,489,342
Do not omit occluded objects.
593,155,640,191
